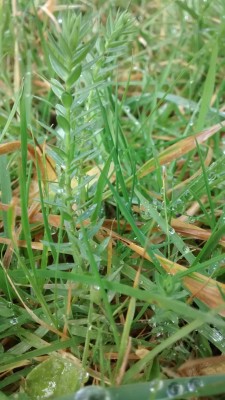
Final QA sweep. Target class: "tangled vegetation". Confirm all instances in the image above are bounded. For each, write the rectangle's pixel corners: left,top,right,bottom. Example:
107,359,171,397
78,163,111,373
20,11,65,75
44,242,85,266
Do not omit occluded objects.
1,1,225,399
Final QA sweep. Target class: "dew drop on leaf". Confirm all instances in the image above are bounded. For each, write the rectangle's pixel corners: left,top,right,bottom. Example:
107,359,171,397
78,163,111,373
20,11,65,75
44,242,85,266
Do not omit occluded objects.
187,378,204,392
167,382,184,397
74,386,111,400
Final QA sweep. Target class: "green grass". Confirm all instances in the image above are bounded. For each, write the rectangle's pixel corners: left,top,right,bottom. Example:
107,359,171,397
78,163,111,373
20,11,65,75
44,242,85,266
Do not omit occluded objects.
1,1,225,399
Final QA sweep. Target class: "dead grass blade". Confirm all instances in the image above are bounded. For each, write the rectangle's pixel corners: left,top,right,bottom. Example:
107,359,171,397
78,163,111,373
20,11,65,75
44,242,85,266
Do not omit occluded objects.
178,355,225,377
101,227,225,317
126,121,225,185
167,145,213,193
0,141,56,181
171,219,225,247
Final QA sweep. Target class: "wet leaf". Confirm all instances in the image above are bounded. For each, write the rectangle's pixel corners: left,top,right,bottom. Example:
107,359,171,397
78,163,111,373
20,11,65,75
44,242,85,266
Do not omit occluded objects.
24,354,88,399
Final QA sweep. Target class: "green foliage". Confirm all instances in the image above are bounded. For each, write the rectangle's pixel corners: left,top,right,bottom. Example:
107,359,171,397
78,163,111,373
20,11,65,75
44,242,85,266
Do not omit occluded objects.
1,1,225,400
24,355,88,399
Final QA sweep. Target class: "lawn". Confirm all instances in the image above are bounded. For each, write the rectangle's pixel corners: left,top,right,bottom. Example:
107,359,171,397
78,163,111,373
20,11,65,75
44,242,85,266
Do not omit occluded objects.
1,1,225,399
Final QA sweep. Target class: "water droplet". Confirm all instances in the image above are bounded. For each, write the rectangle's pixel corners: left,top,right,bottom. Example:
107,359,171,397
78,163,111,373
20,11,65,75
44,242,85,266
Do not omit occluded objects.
74,386,111,400
173,199,184,214
149,386,156,394
152,199,162,212
83,371,89,382
152,198,158,209
207,263,219,274
189,121,194,127
10,317,18,325
182,246,190,255
141,209,151,220
124,106,130,113
211,328,223,342
167,382,184,397
168,227,175,235
51,226,58,235
58,18,63,24
208,172,216,182
187,378,204,392
149,379,163,395
183,190,190,199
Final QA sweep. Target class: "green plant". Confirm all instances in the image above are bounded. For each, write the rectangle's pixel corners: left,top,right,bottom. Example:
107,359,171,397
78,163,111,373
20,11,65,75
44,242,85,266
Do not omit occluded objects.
1,1,225,399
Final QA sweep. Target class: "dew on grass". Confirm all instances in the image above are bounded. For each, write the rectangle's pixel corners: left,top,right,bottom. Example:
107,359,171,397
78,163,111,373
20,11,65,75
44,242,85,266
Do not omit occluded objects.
51,226,58,235
141,209,151,220
74,386,111,400
187,378,204,392
152,198,158,209
9,317,18,325
182,246,190,255
124,106,130,113
167,382,184,397
207,263,219,274
152,199,162,212
183,190,190,199
208,172,216,182
149,379,163,395
173,199,184,214
168,227,175,235
57,188,65,195
211,328,224,343
83,372,89,382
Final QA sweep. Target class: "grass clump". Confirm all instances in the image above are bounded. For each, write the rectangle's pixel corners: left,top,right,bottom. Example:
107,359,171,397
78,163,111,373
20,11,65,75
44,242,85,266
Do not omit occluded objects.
1,1,225,399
